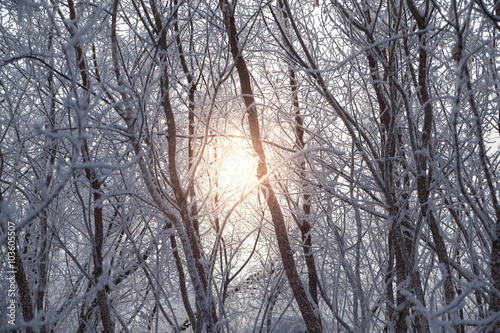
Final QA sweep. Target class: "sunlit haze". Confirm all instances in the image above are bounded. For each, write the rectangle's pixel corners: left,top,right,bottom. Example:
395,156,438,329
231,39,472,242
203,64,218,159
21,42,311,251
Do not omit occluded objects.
212,138,258,191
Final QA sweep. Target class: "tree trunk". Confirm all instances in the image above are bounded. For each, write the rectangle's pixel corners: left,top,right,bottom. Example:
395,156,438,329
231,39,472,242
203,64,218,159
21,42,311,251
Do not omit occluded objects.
220,1,322,331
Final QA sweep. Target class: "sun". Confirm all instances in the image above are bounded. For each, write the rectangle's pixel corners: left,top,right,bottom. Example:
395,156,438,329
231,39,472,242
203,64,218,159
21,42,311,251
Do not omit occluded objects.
212,137,258,192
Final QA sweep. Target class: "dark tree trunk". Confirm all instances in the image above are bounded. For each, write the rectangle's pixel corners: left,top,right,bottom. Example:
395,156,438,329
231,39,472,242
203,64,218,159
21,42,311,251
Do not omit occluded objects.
220,2,322,331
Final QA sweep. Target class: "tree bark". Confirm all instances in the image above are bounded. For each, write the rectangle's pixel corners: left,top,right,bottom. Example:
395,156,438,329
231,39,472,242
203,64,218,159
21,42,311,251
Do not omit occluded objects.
220,2,322,331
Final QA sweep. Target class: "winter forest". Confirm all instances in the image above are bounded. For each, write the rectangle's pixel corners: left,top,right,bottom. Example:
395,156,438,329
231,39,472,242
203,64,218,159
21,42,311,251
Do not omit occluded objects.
2,0,500,331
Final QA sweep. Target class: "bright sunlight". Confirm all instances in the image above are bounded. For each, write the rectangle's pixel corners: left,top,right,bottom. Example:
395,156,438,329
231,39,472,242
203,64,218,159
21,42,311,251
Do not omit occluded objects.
207,137,258,192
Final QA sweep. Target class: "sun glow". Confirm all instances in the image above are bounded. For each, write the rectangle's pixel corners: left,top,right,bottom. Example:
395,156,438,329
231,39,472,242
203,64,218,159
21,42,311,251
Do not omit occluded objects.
210,138,258,192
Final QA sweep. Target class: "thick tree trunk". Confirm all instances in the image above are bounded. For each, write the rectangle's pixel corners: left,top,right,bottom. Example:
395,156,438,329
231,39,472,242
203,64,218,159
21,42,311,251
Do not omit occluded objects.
14,248,34,333
90,179,115,333
220,2,322,331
